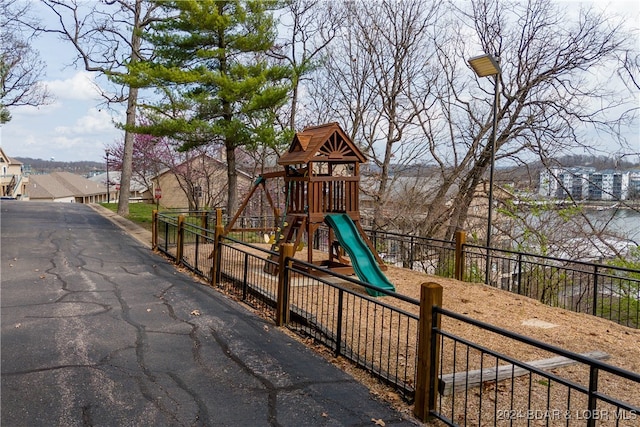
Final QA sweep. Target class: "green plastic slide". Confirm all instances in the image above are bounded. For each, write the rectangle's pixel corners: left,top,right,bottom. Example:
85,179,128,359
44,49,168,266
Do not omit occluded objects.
324,214,396,297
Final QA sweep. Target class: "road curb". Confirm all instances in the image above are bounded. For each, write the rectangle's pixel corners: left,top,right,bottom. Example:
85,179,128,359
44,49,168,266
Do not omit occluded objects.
89,204,152,249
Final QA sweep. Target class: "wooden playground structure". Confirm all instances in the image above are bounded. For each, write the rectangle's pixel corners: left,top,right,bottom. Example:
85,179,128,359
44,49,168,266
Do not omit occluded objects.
225,122,386,275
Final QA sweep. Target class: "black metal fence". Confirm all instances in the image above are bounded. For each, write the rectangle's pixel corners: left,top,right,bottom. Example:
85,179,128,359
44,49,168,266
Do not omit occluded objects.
366,229,457,277
156,211,639,328
463,244,640,328
284,258,420,398
154,212,640,424
207,233,421,397
429,307,640,426
156,213,179,258
214,236,281,316
180,221,215,280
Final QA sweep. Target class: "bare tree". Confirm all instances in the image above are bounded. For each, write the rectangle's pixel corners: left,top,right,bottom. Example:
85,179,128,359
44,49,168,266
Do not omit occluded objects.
409,0,638,244
106,133,228,211
271,0,342,132
166,148,229,211
305,0,637,258
0,0,52,123
40,0,163,216
104,130,172,195
307,0,441,230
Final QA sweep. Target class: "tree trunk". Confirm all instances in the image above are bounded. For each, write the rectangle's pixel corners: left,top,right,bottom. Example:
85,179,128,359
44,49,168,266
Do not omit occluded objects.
226,144,237,216
445,150,491,241
117,86,137,216
117,0,143,217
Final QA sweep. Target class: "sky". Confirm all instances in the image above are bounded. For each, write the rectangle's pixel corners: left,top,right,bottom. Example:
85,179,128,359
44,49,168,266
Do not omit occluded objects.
0,0,638,165
0,2,126,164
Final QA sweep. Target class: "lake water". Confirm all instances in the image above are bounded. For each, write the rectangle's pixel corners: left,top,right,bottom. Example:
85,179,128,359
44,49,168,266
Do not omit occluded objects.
585,207,640,243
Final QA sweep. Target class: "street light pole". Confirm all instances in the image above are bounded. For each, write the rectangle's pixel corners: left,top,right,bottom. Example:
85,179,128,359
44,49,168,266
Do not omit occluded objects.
105,150,110,203
486,73,499,250
468,53,501,284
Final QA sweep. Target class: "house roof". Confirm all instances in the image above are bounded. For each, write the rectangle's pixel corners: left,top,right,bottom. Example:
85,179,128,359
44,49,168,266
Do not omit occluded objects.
29,172,107,199
278,122,367,166
89,172,149,193
0,147,22,166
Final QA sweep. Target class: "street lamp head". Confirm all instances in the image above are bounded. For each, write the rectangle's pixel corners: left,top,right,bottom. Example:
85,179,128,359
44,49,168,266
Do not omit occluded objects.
468,53,501,77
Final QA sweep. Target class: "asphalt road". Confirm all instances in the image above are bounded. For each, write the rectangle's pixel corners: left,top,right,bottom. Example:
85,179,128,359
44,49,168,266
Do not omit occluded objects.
1,202,416,426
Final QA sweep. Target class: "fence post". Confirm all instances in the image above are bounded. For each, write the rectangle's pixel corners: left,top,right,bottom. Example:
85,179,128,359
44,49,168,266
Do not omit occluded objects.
176,214,185,265
455,230,466,281
276,243,294,327
200,210,208,239
592,264,599,316
152,210,158,250
410,235,415,270
517,253,523,294
587,365,599,427
414,282,443,422
211,209,225,286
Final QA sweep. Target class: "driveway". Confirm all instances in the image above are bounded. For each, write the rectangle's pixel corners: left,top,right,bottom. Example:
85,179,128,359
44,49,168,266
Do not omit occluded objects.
1,202,415,426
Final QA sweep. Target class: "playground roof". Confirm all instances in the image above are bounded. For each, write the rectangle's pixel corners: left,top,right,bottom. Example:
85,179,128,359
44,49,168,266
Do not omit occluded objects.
278,122,367,166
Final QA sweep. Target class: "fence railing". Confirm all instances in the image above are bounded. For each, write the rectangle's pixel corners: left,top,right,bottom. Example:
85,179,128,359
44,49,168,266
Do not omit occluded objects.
153,211,639,424
351,228,639,328
156,210,640,328
284,258,420,398
207,232,421,397
423,299,640,426
463,243,640,328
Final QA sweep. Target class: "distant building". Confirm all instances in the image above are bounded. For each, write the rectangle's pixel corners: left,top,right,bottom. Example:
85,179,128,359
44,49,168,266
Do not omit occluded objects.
539,166,638,201
630,171,640,199
539,167,593,200
588,169,629,201
0,147,30,199
28,172,109,203
89,171,152,203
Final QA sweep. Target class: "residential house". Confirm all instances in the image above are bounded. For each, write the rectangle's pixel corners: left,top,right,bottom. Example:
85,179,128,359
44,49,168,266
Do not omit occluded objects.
152,154,253,210
0,147,29,199
28,172,110,203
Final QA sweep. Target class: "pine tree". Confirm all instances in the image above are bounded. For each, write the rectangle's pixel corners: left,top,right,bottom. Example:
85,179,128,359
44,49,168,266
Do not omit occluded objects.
127,0,291,214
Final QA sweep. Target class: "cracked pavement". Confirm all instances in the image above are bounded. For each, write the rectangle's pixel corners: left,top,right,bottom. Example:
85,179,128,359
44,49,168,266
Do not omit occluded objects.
1,202,416,426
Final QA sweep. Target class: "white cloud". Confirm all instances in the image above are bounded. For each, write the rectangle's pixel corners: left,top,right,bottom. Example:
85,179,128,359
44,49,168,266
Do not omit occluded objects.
46,71,102,101
50,135,86,150
10,101,63,116
54,107,115,135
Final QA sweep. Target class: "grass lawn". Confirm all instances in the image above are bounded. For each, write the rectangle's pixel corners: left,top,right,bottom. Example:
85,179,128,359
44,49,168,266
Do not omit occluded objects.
101,202,157,231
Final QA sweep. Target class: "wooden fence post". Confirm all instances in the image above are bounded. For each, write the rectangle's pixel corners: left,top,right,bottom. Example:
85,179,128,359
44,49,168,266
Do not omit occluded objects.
201,210,209,239
176,214,185,265
211,208,225,286
414,282,443,422
276,243,294,327
152,210,158,250
455,230,466,281
216,208,223,228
